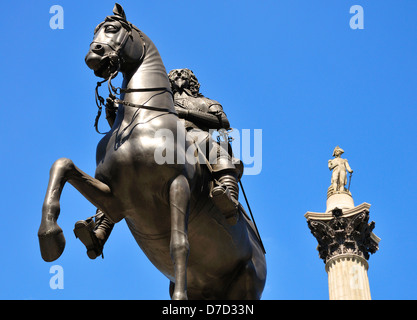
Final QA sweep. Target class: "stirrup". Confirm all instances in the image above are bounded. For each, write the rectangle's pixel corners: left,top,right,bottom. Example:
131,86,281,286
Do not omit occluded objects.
73,219,103,259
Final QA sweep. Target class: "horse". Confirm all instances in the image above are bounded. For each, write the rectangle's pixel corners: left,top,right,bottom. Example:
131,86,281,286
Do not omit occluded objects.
38,3,266,300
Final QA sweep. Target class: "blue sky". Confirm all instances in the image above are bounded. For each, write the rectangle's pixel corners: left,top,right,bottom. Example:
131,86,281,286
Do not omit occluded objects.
1,1,416,300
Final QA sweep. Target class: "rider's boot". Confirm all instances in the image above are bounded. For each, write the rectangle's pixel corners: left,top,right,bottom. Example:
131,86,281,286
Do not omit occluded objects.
210,172,239,224
74,209,114,259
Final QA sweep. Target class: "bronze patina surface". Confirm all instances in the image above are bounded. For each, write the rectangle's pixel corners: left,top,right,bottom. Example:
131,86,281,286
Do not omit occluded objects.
38,3,266,300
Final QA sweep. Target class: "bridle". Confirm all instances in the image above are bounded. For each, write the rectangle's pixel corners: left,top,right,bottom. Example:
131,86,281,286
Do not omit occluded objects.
92,18,173,134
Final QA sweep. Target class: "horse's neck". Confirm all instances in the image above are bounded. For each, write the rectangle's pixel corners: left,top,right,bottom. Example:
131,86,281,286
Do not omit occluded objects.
121,34,173,111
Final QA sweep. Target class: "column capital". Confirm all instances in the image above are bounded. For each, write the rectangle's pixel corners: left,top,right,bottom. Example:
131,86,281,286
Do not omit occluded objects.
305,204,380,264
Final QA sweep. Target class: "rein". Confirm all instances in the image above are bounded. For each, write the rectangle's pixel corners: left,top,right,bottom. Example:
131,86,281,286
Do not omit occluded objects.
94,72,174,134
92,23,174,134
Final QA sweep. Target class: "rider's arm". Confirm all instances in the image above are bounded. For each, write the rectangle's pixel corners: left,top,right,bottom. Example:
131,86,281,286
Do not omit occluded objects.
179,103,230,130
328,159,335,170
345,160,353,174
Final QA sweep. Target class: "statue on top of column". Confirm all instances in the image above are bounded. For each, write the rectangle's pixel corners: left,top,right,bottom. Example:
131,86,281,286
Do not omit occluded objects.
328,146,353,192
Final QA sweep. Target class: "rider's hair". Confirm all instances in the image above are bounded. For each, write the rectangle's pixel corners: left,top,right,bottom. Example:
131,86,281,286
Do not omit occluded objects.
168,68,203,97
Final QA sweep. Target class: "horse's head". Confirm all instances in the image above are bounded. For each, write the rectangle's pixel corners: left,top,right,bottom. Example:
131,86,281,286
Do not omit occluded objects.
85,3,145,79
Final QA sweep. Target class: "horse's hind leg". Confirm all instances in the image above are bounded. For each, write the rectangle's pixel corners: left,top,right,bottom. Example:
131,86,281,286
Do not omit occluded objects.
226,260,265,300
38,158,113,262
169,174,190,300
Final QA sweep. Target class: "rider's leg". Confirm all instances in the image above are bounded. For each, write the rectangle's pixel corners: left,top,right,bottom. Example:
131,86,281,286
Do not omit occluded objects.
189,130,240,223
209,143,240,223
74,209,114,259
212,171,239,201
210,169,239,221
94,210,114,244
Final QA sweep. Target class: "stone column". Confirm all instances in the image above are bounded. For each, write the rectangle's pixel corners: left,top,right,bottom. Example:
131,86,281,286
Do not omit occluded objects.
305,199,380,300
326,254,371,300
306,147,380,299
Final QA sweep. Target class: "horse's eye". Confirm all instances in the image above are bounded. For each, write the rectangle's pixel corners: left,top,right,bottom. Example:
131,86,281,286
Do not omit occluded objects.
105,25,119,33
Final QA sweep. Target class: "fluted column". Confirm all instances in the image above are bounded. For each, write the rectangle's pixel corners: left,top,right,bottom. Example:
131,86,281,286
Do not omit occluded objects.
305,203,380,300
326,254,371,300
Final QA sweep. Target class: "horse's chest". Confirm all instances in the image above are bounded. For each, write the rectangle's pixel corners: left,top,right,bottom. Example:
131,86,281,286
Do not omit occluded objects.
95,127,157,178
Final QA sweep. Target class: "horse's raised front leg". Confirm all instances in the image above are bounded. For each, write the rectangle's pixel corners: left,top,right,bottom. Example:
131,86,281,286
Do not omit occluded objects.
38,158,113,262
169,174,191,300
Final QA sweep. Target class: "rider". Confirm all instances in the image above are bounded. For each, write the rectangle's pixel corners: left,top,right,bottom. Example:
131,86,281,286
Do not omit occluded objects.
168,68,242,217
74,68,242,259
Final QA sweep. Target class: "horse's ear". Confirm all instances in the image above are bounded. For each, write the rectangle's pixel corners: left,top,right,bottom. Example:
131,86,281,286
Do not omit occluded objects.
113,3,127,20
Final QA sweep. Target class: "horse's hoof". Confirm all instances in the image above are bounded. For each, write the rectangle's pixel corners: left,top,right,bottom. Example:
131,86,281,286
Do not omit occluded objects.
38,224,66,262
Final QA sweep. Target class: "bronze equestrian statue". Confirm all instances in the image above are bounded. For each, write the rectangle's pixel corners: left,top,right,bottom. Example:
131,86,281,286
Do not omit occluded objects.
74,68,244,259
38,3,266,300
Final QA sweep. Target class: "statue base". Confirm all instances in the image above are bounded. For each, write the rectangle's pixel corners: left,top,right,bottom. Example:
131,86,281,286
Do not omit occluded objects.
326,186,354,213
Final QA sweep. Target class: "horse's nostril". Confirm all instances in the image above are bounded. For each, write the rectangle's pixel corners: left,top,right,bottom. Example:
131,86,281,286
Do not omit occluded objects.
92,44,104,54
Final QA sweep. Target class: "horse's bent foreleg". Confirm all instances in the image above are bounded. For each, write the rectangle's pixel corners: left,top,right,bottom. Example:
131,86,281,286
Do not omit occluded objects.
169,174,190,300
38,158,113,262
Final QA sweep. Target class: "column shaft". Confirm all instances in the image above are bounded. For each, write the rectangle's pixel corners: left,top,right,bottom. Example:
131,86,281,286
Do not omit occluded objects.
325,254,371,300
